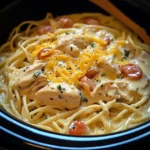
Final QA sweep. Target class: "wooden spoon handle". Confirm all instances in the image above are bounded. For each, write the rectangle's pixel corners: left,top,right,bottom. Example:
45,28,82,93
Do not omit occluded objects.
89,0,150,44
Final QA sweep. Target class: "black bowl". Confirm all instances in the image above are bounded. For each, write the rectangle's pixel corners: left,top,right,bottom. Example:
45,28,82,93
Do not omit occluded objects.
1,110,150,150
0,0,150,149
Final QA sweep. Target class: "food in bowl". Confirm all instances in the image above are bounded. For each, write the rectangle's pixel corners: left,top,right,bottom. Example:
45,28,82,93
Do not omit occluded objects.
0,12,150,136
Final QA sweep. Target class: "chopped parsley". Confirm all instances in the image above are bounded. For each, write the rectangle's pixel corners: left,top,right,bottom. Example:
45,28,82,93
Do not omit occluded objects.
124,50,130,57
122,50,130,60
70,46,73,51
65,32,69,35
33,70,42,78
136,87,139,92
57,85,63,93
90,42,95,48
80,93,88,102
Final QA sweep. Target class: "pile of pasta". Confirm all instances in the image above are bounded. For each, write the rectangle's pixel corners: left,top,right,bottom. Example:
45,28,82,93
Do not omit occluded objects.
0,13,150,135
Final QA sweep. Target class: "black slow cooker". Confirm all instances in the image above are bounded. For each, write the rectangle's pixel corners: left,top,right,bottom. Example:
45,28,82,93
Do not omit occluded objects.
0,0,150,149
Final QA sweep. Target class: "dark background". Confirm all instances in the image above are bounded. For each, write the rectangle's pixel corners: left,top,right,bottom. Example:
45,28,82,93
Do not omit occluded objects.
0,0,150,150
0,0,150,45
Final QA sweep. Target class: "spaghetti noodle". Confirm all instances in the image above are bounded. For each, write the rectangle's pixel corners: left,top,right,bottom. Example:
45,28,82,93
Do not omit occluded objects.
0,13,150,135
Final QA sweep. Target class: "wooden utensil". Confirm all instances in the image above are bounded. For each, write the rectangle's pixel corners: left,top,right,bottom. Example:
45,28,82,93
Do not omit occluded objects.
89,0,150,44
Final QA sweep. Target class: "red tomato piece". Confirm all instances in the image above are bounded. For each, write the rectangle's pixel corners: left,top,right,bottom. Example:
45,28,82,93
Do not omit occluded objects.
80,76,95,91
37,25,54,35
120,64,143,80
58,17,73,28
83,17,100,25
86,68,98,79
69,121,87,136
38,48,53,60
103,36,111,45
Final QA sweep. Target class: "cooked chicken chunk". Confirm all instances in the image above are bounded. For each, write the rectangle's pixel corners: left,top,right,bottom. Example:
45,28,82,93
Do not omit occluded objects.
56,34,88,57
35,82,81,109
12,62,47,90
91,75,149,105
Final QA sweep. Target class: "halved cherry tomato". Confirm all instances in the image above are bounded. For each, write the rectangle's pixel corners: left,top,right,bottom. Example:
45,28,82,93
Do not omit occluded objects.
69,121,87,136
120,64,143,80
86,68,98,79
80,76,95,91
37,25,54,35
103,36,111,45
83,17,100,25
58,17,73,28
38,48,54,59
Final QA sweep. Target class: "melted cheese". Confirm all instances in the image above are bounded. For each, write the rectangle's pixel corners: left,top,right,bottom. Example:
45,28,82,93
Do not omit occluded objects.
131,51,150,78
1,12,150,135
30,27,129,86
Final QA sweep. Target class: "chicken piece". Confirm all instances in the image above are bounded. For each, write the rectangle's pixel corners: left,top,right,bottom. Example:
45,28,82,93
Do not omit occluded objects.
91,81,121,102
12,62,47,90
56,34,88,57
27,77,48,99
91,74,149,105
35,82,81,109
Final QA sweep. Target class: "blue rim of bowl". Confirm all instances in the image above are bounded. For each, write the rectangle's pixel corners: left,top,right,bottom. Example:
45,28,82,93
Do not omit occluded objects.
1,109,150,149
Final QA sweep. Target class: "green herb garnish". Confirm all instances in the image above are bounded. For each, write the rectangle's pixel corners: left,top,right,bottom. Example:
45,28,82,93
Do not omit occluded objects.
124,50,130,57
90,42,95,48
70,46,73,51
65,32,69,35
57,85,62,91
33,70,42,78
57,85,64,93
122,50,130,60
80,93,88,102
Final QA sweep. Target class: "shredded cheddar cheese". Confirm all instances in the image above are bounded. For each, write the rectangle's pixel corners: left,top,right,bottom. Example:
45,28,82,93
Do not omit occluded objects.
30,31,127,87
